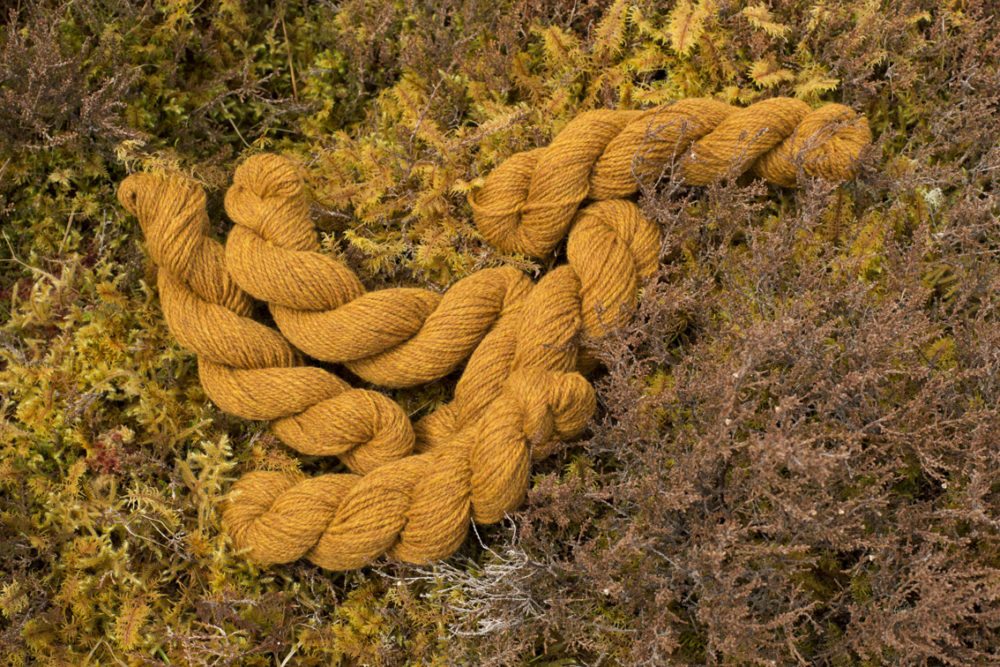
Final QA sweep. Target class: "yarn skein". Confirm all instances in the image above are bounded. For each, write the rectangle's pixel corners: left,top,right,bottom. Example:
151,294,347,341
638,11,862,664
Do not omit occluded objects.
224,367,596,570
220,161,660,569
469,97,870,258
117,173,416,474
121,95,871,570
223,154,534,389
223,154,570,447
222,98,868,391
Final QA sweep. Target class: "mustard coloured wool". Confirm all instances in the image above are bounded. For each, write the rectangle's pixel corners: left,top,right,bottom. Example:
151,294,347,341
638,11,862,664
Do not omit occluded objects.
117,95,870,571
470,97,870,257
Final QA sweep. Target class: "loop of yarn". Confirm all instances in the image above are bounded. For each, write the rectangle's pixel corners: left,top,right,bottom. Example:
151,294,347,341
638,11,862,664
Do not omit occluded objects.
223,368,597,570
216,160,660,568
223,155,660,449
119,96,870,570
117,174,416,474
469,96,871,257
224,154,534,389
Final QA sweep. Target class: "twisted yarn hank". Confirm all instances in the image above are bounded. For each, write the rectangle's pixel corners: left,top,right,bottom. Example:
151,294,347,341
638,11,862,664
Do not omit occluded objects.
223,155,654,437
121,95,871,571
226,368,596,569
117,174,416,474
221,160,660,568
223,155,533,389
470,97,871,257
223,97,869,391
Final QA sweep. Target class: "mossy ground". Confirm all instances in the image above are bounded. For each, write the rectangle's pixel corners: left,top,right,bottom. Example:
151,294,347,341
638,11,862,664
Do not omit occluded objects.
2,1,998,664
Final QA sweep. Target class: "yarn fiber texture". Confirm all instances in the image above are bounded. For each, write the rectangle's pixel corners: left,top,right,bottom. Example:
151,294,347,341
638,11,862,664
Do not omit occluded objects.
118,95,870,571
221,186,658,569
214,97,869,390
117,175,416,475
470,96,870,257
224,155,534,389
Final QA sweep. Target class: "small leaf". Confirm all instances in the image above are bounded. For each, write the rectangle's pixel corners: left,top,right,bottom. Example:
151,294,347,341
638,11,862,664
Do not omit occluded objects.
794,67,841,99
749,56,795,88
667,0,710,57
624,44,669,74
538,25,581,69
592,0,630,59
47,168,74,187
742,4,791,38
114,597,151,650
0,581,28,619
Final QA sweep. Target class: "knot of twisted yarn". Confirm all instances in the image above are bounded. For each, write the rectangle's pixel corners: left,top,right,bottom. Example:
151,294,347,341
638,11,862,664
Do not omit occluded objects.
224,154,533,389
218,155,659,451
223,368,596,570
415,197,659,452
123,95,870,571
220,164,660,568
470,96,871,257
117,172,416,474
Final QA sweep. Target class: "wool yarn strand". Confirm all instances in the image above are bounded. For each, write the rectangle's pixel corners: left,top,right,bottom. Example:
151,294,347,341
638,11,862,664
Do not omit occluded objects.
117,173,416,474
224,155,534,389
121,95,871,570
470,96,870,258
218,160,661,568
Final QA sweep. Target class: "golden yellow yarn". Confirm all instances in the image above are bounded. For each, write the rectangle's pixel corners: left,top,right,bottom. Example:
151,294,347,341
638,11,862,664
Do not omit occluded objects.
117,175,416,475
469,97,871,257
218,168,660,568
118,95,870,571
224,154,534,388
225,369,596,569
220,97,868,388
